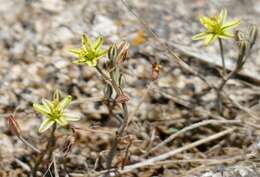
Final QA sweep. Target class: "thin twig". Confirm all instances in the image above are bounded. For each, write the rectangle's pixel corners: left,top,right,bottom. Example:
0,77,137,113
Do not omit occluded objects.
43,160,54,177
146,120,240,156
69,151,257,177
119,128,234,173
91,128,234,176
15,158,31,172
143,152,256,166
53,154,60,177
19,136,41,153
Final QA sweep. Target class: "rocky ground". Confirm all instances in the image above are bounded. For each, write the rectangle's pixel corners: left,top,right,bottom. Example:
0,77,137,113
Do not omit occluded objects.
0,0,260,176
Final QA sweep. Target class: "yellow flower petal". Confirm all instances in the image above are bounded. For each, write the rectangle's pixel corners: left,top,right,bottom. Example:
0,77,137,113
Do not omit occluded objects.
204,34,217,45
69,48,81,55
42,99,52,112
39,119,55,133
59,96,72,110
93,36,104,51
222,19,240,30
55,117,68,126
218,32,234,39
219,9,227,23
82,34,93,50
199,16,215,30
33,103,51,116
192,32,209,40
64,111,81,121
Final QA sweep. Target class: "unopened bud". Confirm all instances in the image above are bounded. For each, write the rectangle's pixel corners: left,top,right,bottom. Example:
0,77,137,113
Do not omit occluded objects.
249,25,258,48
104,83,113,99
234,30,244,42
8,115,21,137
53,89,61,102
119,74,125,88
237,40,249,67
108,44,118,64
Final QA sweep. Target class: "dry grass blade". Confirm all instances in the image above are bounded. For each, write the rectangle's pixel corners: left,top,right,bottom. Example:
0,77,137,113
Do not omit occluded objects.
121,128,234,173
146,120,240,156
89,128,234,176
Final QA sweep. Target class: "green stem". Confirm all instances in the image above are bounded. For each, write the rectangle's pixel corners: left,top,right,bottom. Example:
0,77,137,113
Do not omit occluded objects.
47,123,57,162
32,124,57,177
96,65,110,81
218,38,226,76
105,70,128,171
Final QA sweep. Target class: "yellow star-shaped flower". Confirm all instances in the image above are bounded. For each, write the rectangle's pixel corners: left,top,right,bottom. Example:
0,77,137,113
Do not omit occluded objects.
33,90,81,133
192,9,240,45
69,34,107,67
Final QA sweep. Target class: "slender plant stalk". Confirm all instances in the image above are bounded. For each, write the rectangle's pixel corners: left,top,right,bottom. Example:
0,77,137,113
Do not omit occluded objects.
218,38,226,76
105,70,128,171
216,38,227,113
32,124,57,177
47,123,57,162
216,62,242,113
96,65,110,81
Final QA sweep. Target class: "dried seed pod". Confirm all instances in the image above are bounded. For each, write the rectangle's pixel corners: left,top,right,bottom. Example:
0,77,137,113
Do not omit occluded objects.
117,41,129,64
8,115,21,137
63,135,75,156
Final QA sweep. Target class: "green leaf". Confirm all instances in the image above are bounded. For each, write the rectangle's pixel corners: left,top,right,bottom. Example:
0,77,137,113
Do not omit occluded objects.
169,127,179,133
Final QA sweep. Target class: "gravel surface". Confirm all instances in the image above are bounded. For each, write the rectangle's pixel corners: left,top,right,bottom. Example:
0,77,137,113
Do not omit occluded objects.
0,0,260,176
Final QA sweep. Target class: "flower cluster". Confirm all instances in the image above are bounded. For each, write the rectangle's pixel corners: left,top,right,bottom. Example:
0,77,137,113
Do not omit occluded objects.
69,34,107,67
33,90,80,133
192,9,240,45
